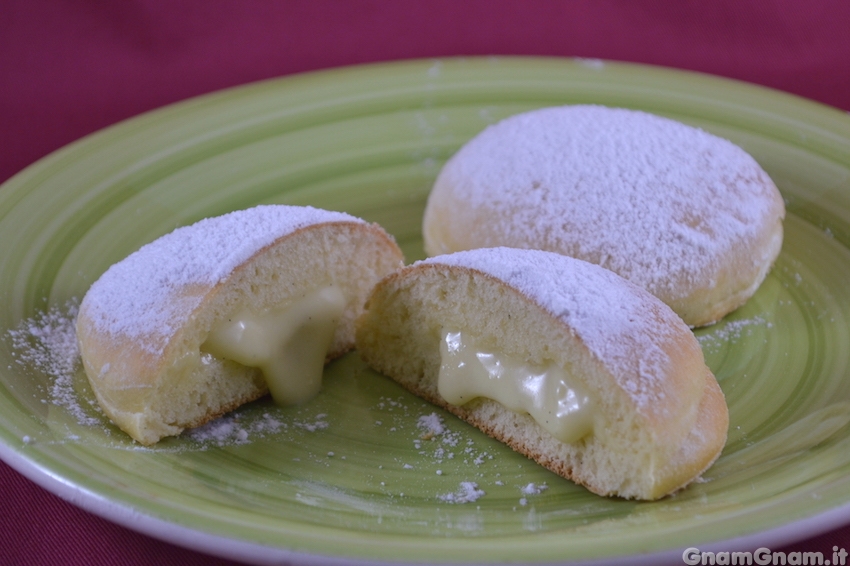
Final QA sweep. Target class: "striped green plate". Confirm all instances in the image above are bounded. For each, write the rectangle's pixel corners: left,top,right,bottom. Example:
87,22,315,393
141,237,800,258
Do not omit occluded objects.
2,57,850,565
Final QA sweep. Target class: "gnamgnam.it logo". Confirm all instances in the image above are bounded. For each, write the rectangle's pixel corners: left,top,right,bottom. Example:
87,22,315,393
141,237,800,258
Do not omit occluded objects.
682,546,848,565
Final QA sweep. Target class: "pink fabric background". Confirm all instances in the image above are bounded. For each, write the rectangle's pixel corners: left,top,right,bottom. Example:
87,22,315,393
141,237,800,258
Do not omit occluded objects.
2,1,850,564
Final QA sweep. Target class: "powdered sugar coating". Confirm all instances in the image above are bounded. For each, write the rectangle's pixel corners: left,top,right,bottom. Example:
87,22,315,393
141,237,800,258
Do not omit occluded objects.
420,247,694,408
80,205,363,354
427,105,780,301
438,481,486,504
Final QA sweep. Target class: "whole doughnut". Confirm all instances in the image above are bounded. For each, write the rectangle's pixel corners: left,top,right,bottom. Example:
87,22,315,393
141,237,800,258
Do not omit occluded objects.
423,105,785,327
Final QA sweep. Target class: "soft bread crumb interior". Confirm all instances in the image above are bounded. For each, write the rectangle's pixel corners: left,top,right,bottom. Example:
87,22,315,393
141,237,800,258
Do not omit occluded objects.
77,221,403,444
355,260,728,500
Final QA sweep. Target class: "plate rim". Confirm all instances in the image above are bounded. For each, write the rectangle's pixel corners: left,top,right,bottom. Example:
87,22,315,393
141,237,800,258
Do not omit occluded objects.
4,440,850,566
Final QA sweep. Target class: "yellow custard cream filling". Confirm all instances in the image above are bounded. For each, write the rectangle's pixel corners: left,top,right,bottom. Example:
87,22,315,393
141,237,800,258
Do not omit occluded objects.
202,287,346,405
438,329,595,443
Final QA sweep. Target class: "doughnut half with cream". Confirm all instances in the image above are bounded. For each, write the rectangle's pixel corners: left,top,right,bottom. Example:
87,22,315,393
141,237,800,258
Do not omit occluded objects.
355,247,728,500
76,205,404,445
423,105,785,327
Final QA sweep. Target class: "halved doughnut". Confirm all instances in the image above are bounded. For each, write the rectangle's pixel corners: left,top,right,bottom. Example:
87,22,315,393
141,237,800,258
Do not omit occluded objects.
76,205,404,444
355,247,728,500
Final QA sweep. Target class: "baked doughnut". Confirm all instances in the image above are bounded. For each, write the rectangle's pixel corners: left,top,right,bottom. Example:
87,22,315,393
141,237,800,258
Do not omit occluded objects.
422,105,785,327
355,247,728,500
76,205,404,445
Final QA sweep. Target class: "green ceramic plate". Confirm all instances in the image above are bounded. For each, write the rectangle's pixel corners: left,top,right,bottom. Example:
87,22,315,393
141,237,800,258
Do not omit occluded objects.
2,57,850,565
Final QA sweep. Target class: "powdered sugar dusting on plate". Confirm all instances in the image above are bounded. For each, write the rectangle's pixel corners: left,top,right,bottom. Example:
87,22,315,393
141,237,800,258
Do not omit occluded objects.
439,481,486,504
80,205,363,355
417,412,446,437
520,482,548,495
413,412,495,469
6,300,100,427
696,315,772,354
518,482,549,506
187,412,287,447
